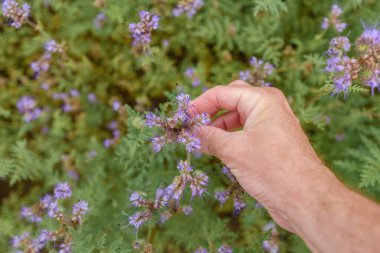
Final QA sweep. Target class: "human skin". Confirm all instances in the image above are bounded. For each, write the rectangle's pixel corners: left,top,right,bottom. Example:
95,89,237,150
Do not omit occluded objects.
192,80,380,253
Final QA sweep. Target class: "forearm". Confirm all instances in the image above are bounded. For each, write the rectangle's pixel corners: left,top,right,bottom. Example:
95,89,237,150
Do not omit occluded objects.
286,166,380,253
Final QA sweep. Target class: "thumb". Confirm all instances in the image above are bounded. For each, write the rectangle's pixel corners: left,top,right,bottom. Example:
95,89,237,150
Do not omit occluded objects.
198,125,234,157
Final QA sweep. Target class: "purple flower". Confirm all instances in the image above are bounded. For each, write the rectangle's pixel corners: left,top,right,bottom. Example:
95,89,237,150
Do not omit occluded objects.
87,93,97,103
185,67,201,87
21,207,42,223
11,232,30,248
150,136,166,152
190,171,208,198
94,12,106,29
112,100,121,111
129,211,152,229
40,82,50,90
107,120,118,130
240,57,274,87
160,211,172,223
154,188,169,209
40,194,54,209
182,205,193,215
218,245,233,253
54,182,72,199
173,0,204,17
69,89,80,97
72,200,89,224
221,166,236,182
321,4,346,33
103,138,115,148
44,40,64,54
146,112,162,128
195,247,208,253
129,11,159,46
233,194,246,216
130,192,147,207
59,240,72,253
262,240,279,253
146,93,209,153
30,54,51,76
1,0,30,29
16,96,42,122
215,191,230,205
47,201,61,218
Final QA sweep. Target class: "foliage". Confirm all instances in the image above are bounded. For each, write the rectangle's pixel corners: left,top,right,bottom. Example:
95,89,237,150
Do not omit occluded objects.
1,0,380,252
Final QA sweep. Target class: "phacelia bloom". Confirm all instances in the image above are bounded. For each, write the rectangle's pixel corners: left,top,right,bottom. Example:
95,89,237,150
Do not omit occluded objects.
146,92,210,153
72,200,89,224
59,240,72,253
218,245,233,253
87,93,97,103
30,54,51,76
321,4,346,33
94,12,106,29
40,194,54,209
21,207,42,223
112,100,121,111
11,232,30,248
190,171,208,198
129,211,152,229
153,188,170,209
47,201,62,218
195,247,208,253
54,182,72,199
262,240,279,253
160,211,172,223
16,96,42,122
215,166,246,215
129,10,159,46
325,36,359,96
185,67,201,87
103,138,115,148
130,192,147,207
182,205,193,215
44,40,64,54
69,89,80,97
1,0,30,29
239,57,275,87
173,0,204,17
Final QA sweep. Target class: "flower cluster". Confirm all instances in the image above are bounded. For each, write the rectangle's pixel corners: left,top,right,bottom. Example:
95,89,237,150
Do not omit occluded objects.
129,160,207,229
103,120,121,148
16,96,42,122
185,67,201,87
31,39,65,77
1,0,30,29
262,222,279,253
173,0,204,17
239,57,275,87
94,12,106,29
52,89,81,112
146,92,210,153
215,167,246,216
14,183,89,253
195,244,233,253
321,4,346,33
129,10,159,47
326,25,380,95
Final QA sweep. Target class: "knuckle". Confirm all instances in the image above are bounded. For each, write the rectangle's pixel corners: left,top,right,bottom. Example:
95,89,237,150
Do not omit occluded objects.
230,80,249,86
266,87,286,102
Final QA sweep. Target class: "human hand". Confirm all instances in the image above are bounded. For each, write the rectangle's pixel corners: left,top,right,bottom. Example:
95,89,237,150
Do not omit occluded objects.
192,80,338,232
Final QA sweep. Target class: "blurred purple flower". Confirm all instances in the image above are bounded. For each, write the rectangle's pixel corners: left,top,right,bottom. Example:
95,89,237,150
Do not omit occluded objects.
239,57,274,87
16,96,42,122
321,4,346,33
173,0,204,17
94,12,106,29
54,182,72,199
1,0,30,29
129,11,159,46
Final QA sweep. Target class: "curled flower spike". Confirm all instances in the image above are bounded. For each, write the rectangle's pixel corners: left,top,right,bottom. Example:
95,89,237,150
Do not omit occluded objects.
173,0,204,17
239,57,275,87
130,192,148,207
129,10,159,47
215,166,246,215
146,92,210,153
1,0,30,29
321,4,347,33
44,40,64,54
